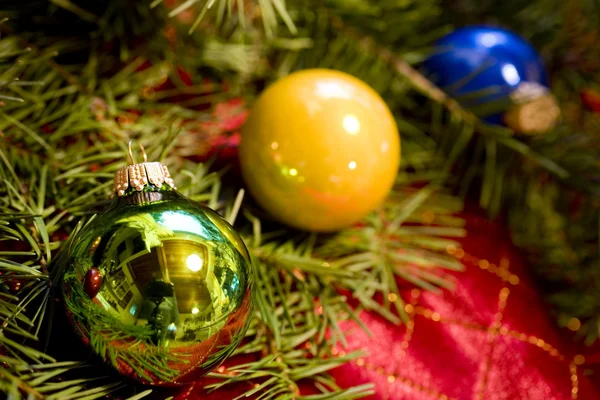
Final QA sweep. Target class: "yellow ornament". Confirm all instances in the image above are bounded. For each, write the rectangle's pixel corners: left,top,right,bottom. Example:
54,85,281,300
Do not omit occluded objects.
239,69,400,232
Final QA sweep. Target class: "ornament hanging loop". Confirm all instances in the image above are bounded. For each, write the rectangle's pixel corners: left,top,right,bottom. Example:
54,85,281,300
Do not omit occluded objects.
128,140,148,165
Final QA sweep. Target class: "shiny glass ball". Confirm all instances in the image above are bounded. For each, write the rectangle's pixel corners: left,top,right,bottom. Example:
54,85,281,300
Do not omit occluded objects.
422,26,549,124
239,69,401,232
61,191,253,386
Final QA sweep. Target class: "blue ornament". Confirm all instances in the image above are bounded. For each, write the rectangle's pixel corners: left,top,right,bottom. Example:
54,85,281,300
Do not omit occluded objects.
423,26,549,124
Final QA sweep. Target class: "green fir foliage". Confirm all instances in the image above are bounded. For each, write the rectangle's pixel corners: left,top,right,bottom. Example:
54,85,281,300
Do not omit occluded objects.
0,0,598,398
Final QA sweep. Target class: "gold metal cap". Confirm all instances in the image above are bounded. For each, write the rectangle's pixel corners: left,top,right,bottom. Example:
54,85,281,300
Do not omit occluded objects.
505,82,561,135
113,142,176,197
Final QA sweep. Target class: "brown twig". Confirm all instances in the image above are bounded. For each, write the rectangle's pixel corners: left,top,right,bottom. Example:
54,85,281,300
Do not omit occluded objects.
328,14,478,125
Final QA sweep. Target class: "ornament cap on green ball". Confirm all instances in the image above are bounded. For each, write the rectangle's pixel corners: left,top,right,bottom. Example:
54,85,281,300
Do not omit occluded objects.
61,143,254,386
239,69,400,232
113,141,176,197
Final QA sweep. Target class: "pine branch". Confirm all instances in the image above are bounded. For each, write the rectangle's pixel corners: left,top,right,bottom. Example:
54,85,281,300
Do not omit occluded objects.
0,16,471,399
2,0,598,398
322,12,476,126
161,0,297,36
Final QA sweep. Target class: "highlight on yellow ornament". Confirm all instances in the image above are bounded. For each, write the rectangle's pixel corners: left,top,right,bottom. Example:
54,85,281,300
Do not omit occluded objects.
240,69,401,232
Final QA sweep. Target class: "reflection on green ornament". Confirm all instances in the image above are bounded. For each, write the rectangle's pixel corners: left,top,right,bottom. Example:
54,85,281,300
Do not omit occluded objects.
61,156,253,386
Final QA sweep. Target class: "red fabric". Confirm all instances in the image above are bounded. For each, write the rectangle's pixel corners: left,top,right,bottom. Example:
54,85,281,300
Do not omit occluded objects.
172,212,599,399
329,213,599,400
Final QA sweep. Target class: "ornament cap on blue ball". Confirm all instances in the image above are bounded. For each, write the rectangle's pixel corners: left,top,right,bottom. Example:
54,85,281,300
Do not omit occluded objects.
423,25,560,134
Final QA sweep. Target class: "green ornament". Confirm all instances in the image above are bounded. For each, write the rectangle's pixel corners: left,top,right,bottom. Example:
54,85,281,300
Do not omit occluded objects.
61,146,254,386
